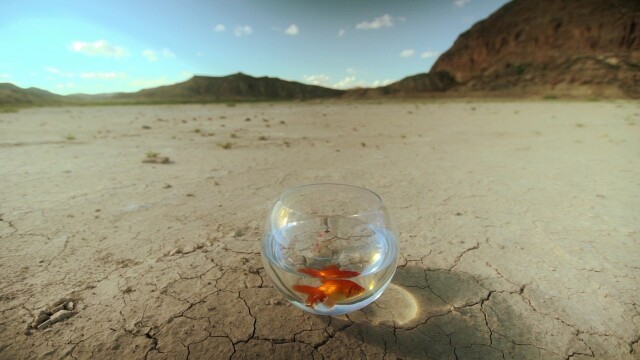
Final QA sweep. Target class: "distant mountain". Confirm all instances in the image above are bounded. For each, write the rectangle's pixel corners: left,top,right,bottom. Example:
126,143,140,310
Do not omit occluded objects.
344,72,457,98
0,83,66,106
430,0,640,97
116,73,345,102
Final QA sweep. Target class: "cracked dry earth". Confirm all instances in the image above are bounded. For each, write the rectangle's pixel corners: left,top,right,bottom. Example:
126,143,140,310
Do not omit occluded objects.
0,101,639,359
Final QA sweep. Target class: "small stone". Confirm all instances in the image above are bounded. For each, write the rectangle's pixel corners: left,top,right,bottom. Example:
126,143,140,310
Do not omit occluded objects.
234,229,245,238
142,156,171,164
23,329,33,336
49,303,66,314
182,246,194,254
37,319,53,330
49,310,73,324
273,299,284,305
248,266,258,274
53,298,69,307
194,243,204,249
34,314,49,327
65,301,74,311
205,241,212,247
169,248,181,256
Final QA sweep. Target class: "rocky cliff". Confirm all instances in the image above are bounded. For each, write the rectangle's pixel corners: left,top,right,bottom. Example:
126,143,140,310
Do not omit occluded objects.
431,0,640,97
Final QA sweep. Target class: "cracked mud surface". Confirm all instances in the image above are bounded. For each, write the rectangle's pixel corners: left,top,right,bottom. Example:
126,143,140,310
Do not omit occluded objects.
1,101,639,359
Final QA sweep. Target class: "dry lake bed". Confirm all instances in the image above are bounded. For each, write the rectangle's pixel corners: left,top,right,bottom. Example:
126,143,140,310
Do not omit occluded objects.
1,101,639,359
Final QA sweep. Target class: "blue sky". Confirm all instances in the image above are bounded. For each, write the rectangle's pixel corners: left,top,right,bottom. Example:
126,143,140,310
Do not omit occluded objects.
0,0,509,95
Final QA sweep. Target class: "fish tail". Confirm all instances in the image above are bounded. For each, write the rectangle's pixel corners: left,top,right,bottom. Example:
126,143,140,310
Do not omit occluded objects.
293,285,326,307
299,268,323,278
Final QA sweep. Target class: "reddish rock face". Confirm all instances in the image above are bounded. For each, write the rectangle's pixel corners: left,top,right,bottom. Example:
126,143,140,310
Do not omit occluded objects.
431,0,640,96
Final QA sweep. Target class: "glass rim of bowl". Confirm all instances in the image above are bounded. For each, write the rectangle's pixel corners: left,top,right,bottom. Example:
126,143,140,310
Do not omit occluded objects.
277,183,383,217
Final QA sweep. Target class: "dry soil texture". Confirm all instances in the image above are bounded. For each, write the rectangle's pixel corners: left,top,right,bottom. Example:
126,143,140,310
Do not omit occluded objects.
1,101,639,359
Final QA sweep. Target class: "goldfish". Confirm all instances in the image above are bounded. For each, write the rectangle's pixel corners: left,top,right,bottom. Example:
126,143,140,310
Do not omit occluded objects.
293,264,364,308
293,279,365,308
298,264,360,279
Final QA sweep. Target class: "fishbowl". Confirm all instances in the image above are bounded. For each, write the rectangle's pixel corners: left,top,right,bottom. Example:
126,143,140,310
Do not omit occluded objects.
261,183,399,315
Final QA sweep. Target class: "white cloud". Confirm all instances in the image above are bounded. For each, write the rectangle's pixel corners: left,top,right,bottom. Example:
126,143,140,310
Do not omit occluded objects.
0,73,10,79
46,67,74,77
333,76,357,89
356,14,396,30
142,48,175,62
285,24,299,36
234,25,253,37
56,83,75,89
372,79,393,87
214,24,226,32
454,0,471,8
420,50,440,59
161,48,176,59
338,29,346,37
70,40,126,58
80,72,126,79
346,68,357,75
142,49,158,62
302,74,331,86
400,49,415,58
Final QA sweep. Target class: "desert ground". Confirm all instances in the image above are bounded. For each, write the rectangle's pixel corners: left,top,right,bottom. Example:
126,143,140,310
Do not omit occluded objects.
0,101,639,359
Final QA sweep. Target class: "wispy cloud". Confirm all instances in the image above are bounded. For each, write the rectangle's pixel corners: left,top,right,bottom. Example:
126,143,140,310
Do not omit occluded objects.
302,74,331,86
70,40,126,58
454,0,471,8
400,49,415,58
56,83,75,89
161,48,175,59
338,29,346,37
356,14,398,30
142,48,175,62
234,25,253,37
285,24,299,36
420,50,440,59
303,69,369,89
372,79,393,87
214,24,226,32
46,67,74,77
0,73,10,79
333,76,357,89
142,49,158,62
80,72,126,79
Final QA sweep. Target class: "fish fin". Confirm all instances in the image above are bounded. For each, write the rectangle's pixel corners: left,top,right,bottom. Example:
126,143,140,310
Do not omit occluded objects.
299,268,322,278
293,285,326,307
322,264,340,271
323,296,336,308
323,264,360,278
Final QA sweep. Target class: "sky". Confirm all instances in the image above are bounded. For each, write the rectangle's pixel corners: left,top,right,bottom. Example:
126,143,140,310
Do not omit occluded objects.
0,0,510,95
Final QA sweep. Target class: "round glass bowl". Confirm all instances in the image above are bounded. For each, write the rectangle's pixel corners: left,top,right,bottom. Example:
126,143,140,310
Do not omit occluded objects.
261,183,399,315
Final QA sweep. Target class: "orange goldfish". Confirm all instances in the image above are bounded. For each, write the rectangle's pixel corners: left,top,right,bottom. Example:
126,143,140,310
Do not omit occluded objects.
298,264,360,279
294,264,364,308
293,279,365,308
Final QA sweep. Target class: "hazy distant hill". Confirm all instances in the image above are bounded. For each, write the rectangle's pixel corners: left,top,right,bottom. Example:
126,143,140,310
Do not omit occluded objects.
344,72,456,98
430,0,640,97
0,83,66,106
116,73,345,102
